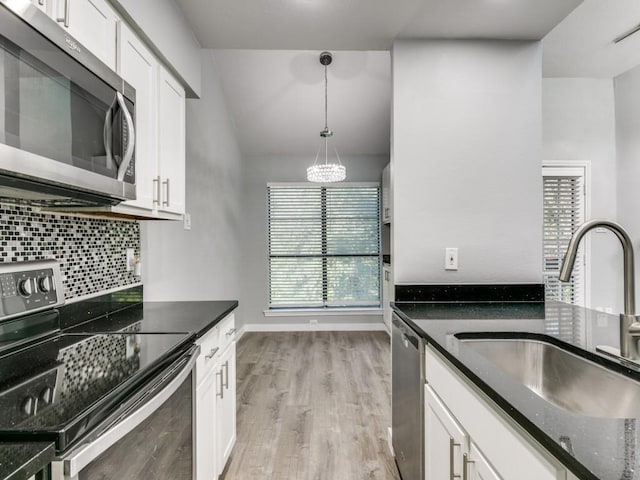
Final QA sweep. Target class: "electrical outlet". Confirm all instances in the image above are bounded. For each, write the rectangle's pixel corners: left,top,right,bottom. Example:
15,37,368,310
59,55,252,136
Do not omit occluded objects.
126,248,135,272
445,248,458,271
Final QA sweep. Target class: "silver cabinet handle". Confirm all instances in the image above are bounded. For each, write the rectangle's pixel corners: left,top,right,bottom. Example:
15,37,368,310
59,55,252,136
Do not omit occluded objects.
153,176,161,205
116,92,136,181
205,347,219,359
450,438,461,480
462,453,474,480
162,178,170,207
216,369,224,399
57,0,70,27
225,328,237,337
223,360,229,389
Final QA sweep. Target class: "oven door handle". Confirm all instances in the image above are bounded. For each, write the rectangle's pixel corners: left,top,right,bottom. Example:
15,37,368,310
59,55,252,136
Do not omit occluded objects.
115,91,135,182
60,344,199,478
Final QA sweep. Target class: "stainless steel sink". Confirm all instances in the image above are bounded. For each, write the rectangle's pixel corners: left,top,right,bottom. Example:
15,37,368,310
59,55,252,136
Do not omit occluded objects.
459,337,640,418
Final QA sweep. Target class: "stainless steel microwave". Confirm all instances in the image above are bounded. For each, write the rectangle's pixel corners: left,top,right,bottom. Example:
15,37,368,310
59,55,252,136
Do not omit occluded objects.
0,0,136,207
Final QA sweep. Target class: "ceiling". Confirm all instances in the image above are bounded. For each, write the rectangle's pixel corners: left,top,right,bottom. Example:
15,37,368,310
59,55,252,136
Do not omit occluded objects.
181,0,640,158
176,0,581,51
211,50,391,156
543,0,640,77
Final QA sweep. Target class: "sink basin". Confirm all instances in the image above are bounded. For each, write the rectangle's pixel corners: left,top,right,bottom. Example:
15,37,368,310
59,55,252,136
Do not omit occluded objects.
458,336,640,418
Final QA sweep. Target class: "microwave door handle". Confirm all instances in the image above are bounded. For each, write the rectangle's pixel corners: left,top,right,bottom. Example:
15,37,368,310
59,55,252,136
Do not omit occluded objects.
60,345,199,477
116,92,136,182
103,102,114,171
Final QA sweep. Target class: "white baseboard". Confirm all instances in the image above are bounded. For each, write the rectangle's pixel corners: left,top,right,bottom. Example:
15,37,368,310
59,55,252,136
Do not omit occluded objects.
241,322,387,333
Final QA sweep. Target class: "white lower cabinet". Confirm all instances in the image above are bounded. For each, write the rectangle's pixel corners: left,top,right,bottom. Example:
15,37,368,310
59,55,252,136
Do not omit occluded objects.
216,342,236,476
195,314,237,480
196,368,218,480
425,384,468,480
468,442,501,480
425,346,567,480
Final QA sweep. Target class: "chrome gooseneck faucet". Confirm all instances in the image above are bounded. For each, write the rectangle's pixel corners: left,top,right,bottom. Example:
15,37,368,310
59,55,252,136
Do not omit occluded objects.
559,219,640,360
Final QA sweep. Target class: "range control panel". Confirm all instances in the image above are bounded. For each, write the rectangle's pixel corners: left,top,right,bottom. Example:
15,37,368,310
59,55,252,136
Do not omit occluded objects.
0,260,64,320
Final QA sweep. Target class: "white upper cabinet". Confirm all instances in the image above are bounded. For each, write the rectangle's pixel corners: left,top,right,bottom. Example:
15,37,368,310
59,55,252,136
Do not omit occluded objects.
113,16,186,219
54,0,118,70
157,67,186,216
116,22,158,211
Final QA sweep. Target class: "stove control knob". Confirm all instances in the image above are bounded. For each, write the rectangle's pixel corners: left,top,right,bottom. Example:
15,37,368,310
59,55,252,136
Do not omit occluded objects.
39,387,53,405
18,279,33,297
21,396,36,416
38,276,52,293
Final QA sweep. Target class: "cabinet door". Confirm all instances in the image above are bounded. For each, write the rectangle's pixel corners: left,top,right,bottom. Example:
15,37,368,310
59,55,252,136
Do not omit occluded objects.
157,66,186,215
425,384,468,480
196,369,218,480
117,22,158,211
468,442,502,480
55,0,118,70
216,342,236,476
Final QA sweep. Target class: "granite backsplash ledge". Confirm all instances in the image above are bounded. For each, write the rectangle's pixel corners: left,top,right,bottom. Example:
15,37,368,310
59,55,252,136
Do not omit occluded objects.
0,202,140,300
395,283,545,303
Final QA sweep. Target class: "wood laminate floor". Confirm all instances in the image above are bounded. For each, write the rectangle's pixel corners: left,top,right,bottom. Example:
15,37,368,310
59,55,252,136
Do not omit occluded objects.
220,331,401,480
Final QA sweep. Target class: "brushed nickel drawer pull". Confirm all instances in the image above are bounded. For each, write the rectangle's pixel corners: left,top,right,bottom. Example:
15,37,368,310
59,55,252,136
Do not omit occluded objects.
450,437,461,480
205,347,219,359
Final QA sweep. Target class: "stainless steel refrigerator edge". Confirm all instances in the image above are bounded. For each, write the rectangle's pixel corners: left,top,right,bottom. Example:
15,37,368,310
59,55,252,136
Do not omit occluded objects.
392,313,425,480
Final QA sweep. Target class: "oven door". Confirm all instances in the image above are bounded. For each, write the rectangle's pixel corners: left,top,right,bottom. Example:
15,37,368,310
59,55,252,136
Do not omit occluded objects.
51,345,198,480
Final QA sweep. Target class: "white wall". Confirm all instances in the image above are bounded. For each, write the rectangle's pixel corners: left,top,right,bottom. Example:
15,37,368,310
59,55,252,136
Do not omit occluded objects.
140,52,244,314
542,78,621,311
111,0,202,97
392,40,543,285
615,65,640,300
241,155,388,329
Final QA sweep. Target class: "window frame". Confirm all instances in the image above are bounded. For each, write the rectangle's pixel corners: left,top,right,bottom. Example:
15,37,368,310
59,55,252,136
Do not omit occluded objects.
266,182,382,311
542,161,591,308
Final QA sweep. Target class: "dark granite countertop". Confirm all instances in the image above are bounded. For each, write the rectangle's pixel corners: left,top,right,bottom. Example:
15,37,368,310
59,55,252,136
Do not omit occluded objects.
64,300,238,337
392,300,640,480
0,442,54,480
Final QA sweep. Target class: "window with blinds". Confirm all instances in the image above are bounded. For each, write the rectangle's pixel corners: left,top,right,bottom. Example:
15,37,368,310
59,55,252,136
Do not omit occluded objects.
268,184,381,309
542,166,586,305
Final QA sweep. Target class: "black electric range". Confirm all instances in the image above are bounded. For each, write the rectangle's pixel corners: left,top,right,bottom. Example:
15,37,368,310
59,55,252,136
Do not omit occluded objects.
0,261,194,455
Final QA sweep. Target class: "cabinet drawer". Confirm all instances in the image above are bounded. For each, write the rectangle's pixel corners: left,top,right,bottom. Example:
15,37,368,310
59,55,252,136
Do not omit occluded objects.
196,327,219,386
218,313,236,352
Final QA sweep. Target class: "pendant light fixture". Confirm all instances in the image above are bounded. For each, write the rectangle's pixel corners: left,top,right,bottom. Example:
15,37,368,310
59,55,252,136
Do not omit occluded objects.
307,51,346,183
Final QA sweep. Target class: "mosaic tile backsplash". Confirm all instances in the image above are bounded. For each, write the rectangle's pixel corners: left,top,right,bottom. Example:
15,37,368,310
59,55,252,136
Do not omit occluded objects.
0,202,140,299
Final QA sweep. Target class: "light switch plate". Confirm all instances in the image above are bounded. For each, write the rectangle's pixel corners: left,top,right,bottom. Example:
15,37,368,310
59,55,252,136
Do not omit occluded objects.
183,213,192,230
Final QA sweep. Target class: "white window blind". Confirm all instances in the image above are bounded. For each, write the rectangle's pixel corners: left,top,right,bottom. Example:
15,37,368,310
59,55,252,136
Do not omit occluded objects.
542,167,586,305
268,185,381,309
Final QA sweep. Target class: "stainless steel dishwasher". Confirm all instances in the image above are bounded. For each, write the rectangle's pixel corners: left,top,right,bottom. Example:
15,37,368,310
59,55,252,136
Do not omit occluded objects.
392,312,424,480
